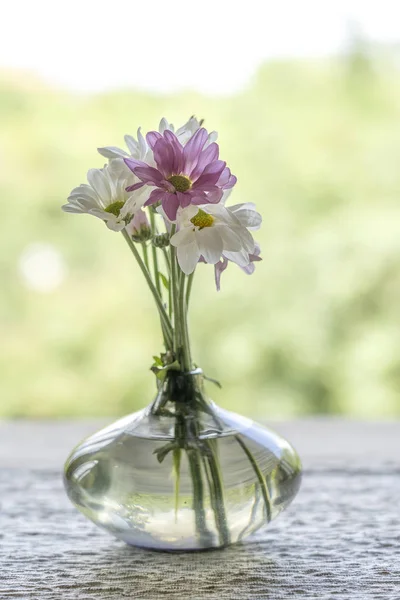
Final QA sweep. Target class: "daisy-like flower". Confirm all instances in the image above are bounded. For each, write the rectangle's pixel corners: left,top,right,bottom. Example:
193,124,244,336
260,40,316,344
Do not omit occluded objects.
169,203,261,275
124,127,237,221
62,161,146,231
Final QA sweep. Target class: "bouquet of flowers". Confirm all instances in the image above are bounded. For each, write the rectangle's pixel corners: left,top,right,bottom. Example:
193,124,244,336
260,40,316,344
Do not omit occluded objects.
63,117,300,551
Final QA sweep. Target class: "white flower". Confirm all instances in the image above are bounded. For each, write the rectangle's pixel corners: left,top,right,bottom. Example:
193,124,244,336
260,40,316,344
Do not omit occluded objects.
97,116,217,163
62,161,147,232
170,203,261,275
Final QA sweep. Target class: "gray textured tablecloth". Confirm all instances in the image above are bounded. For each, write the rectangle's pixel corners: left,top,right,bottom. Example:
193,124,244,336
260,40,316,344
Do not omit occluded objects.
1,419,399,600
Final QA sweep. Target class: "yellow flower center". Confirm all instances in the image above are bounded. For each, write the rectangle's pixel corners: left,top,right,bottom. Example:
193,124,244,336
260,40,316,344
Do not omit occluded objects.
190,209,215,229
168,174,192,193
105,200,125,217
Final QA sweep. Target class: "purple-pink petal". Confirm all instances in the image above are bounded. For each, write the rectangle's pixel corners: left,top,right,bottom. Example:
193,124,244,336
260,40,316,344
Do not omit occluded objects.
162,193,181,221
214,257,229,291
183,128,208,173
189,142,219,181
153,138,176,178
153,133,184,177
217,167,237,189
126,181,145,192
163,130,185,173
176,191,191,208
144,188,167,206
134,165,165,185
192,160,226,190
124,157,148,172
190,191,210,205
146,131,162,149
205,187,224,203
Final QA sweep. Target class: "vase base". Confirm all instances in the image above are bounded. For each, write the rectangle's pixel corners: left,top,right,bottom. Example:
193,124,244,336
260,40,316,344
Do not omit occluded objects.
64,404,302,551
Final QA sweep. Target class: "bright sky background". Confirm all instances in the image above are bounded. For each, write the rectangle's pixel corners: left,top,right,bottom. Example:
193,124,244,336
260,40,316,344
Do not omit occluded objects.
1,0,400,94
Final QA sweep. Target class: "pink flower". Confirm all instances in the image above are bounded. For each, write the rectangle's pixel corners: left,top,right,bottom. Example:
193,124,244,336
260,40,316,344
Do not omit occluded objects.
124,128,236,221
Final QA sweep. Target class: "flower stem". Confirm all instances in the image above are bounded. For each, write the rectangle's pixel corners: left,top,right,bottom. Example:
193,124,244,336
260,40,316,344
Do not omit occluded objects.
234,435,272,522
122,230,173,349
141,242,150,271
149,210,162,297
201,439,231,546
186,271,195,309
179,274,192,372
187,448,213,545
169,226,182,358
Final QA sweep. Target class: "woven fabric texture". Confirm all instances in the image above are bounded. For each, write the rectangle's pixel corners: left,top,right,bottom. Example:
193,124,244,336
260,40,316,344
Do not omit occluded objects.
1,420,399,600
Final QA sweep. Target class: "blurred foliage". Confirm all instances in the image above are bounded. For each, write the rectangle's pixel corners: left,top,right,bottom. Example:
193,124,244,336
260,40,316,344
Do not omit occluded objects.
2,49,400,419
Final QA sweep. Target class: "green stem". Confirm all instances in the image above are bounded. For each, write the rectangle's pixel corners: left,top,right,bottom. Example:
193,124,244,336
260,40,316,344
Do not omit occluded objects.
162,247,171,274
202,439,231,546
149,210,162,297
169,226,181,358
179,274,192,372
141,242,150,271
235,435,272,522
122,230,173,349
186,271,195,309
187,449,213,546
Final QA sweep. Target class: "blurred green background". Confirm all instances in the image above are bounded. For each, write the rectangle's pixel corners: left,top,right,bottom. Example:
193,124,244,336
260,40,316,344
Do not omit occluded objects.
2,47,400,419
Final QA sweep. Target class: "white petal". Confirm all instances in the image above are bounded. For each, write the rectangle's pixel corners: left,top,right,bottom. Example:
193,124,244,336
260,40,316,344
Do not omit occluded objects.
97,146,129,159
87,168,112,205
137,128,147,159
215,224,242,252
228,204,262,230
124,135,139,156
121,195,142,218
170,227,194,247
196,228,223,264
106,219,125,232
177,240,200,275
232,226,255,253
159,118,170,133
203,203,239,226
62,204,85,213
223,249,250,267
220,189,233,205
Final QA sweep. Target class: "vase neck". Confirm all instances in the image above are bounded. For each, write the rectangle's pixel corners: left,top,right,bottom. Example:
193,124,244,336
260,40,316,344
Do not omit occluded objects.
150,368,209,416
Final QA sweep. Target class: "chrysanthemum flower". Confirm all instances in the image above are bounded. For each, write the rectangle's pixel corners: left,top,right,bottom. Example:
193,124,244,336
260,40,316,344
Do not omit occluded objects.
62,161,146,231
169,203,260,275
124,127,236,221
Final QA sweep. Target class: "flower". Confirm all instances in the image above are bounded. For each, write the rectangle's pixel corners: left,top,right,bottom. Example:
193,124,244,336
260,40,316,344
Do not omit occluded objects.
214,242,262,291
124,127,237,221
169,203,260,275
62,161,146,231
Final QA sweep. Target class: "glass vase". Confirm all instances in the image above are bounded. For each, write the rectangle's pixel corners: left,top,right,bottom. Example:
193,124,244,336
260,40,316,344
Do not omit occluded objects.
64,370,302,551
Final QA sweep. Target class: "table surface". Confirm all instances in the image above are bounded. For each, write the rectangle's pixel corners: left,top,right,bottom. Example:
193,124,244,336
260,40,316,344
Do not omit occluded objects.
1,418,399,600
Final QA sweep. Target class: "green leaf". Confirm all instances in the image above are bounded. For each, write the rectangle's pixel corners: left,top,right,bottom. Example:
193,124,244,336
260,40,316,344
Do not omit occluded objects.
151,360,181,382
159,272,170,291
153,442,176,463
152,355,163,367
204,374,222,389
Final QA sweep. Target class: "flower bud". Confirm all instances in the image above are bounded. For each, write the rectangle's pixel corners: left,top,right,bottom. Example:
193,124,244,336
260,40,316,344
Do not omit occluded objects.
127,209,152,243
153,233,170,248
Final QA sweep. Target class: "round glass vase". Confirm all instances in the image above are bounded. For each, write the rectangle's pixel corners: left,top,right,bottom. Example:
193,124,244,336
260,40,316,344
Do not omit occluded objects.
64,370,302,551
